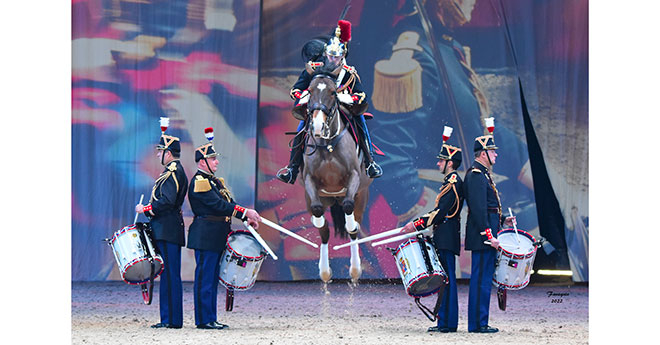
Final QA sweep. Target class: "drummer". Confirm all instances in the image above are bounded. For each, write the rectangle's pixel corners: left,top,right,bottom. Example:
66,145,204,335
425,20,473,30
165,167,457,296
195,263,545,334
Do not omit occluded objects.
135,117,188,329
401,126,464,333
187,127,261,330
463,117,514,333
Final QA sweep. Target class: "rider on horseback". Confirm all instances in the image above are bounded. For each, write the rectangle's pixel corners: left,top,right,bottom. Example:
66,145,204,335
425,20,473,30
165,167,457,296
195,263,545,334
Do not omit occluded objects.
276,19,383,184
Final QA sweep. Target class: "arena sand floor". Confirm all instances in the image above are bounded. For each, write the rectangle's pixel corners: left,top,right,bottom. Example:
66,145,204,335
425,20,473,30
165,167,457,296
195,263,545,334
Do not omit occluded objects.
72,280,587,344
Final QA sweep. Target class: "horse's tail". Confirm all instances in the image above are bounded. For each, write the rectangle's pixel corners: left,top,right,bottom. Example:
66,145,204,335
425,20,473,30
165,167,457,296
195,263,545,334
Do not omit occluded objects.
330,201,348,239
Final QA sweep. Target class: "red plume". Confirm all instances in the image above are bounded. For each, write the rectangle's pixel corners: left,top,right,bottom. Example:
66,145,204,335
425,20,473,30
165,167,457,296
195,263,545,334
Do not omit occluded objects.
338,20,351,43
204,127,213,133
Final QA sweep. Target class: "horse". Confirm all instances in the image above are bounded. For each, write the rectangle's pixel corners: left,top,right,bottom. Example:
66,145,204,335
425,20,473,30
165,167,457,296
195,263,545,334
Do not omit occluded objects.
296,67,372,283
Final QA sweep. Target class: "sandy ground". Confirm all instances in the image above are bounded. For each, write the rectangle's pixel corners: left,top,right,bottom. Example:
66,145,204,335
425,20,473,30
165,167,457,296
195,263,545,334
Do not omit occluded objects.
72,280,587,345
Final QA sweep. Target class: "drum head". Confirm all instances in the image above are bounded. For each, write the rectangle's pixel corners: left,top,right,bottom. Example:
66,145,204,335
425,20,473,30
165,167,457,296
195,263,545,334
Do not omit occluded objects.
228,232,266,259
497,230,535,255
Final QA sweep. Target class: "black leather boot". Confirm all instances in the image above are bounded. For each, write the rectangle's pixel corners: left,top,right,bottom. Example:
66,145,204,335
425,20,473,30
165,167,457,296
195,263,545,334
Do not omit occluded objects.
276,134,304,184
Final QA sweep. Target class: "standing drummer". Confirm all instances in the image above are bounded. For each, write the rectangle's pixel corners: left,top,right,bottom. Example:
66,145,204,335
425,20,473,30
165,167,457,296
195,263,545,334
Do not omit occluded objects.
401,126,464,333
463,117,514,333
135,117,188,329
187,127,261,330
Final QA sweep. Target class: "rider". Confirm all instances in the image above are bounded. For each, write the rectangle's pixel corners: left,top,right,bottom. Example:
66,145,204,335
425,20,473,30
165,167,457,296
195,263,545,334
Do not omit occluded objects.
276,19,383,184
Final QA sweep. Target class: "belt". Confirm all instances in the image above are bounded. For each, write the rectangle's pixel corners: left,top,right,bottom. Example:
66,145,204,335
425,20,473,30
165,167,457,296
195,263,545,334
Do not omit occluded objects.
194,215,231,223
487,208,501,214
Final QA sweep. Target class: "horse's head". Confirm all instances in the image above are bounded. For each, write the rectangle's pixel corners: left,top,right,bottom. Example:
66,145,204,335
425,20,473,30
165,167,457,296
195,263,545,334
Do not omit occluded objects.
307,67,341,139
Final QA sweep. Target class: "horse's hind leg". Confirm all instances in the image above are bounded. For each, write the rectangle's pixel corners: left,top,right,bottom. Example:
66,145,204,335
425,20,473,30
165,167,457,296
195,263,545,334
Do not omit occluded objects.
347,228,362,282
348,188,369,282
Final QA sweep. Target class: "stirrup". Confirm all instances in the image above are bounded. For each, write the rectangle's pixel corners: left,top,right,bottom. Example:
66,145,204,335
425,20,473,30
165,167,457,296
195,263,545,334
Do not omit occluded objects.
366,161,383,178
276,166,297,184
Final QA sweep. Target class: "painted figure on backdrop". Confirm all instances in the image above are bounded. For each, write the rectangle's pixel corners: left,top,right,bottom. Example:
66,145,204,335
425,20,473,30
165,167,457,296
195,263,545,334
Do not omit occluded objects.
360,0,536,234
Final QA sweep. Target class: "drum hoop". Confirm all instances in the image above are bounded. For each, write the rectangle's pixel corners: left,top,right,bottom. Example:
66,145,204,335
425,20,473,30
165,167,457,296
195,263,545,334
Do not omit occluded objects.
219,276,256,291
121,256,164,285
393,237,420,256
111,225,138,243
493,278,530,290
496,228,537,259
406,271,446,298
227,230,266,261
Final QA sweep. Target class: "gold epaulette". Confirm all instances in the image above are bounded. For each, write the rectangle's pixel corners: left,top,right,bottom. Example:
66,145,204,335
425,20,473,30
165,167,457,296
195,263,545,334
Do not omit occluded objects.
372,31,423,113
193,175,211,193
167,162,177,171
471,168,482,173
448,174,458,184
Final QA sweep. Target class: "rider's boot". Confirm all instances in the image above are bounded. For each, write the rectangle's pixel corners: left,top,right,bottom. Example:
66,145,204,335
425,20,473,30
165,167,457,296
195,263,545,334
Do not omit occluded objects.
355,116,383,178
276,134,304,184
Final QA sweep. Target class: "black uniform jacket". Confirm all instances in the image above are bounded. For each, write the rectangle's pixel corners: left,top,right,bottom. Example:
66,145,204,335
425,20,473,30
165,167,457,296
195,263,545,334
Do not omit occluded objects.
464,161,504,251
412,171,464,255
187,170,247,253
290,59,368,106
148,160,188,246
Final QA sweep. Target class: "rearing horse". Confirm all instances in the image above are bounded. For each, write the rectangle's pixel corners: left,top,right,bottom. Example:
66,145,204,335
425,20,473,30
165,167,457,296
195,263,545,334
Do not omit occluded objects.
299,69,371,283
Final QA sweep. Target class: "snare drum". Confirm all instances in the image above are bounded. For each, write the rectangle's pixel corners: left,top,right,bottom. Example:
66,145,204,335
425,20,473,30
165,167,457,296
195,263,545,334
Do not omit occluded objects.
493,228,537,290
392,236,447,298
110,224,163,285
219,230,266,291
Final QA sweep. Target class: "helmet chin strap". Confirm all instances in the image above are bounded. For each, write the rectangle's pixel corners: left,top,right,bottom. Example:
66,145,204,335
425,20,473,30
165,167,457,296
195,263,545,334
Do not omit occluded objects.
160,150,166,166
442,160,448,175
486,150,493,166
203,157,214,175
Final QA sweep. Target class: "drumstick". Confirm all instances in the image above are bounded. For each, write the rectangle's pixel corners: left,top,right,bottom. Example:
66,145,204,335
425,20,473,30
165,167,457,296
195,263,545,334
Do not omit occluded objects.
333,227,403,250
133,194,144,224
508,207,521,244
243,221,278,260
261,217,318,248
371,229,432,247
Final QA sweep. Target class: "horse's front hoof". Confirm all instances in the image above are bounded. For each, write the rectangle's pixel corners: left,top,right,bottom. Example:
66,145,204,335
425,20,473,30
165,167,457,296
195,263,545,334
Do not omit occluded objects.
320,268,333,283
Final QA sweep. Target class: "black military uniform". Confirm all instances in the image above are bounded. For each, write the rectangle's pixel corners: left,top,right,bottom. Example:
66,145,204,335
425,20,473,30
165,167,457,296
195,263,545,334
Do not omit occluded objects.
277,19,382,184
409,129,463,333
187,130,249,330
463,131,503,333
143,121,188,329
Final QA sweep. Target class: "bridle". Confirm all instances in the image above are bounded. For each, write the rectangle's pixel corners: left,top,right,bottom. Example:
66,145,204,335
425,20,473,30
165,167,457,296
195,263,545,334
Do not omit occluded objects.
305,74,344,154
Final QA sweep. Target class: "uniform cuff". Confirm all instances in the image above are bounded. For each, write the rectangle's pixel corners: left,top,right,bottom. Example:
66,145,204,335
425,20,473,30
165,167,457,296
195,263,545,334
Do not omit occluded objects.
232,205,247,220
143,204,153,216
484,228,493,240
413,218,426,231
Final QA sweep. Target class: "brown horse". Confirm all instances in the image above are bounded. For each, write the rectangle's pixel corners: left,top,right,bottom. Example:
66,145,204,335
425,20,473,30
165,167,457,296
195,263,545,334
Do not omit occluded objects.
298,70,371,283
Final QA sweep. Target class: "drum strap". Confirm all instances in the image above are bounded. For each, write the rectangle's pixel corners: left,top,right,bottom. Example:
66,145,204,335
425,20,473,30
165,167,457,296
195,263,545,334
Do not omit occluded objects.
414,284,445,322
142,264,155,305
226,287,234,312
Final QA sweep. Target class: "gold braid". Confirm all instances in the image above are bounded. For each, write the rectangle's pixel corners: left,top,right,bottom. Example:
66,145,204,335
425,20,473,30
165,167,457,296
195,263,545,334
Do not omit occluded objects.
485,172,502,217
434,182,460,219
215,177,233,202
337,72,355,94
149,169,179,203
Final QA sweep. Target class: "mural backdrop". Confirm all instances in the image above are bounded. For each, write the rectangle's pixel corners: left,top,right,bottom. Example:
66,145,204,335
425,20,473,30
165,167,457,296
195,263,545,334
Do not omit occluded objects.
72,0,588,282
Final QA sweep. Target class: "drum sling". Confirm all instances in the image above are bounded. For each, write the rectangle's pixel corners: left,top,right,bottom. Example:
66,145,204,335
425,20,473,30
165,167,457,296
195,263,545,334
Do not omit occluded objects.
225,287,234,311
414,235,446,321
